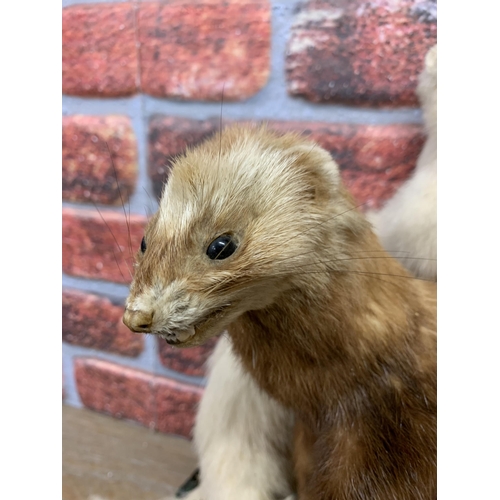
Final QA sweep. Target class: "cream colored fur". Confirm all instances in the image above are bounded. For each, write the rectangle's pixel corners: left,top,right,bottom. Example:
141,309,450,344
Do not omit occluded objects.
170,46,437,500
192,336,295,500
367,45,437,281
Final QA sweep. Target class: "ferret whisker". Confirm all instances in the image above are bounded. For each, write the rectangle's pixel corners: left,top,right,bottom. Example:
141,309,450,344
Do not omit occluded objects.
276,268,434,283
110,248,128,282
128,193,132,249
268,246,416,268
278,255,437,272
209,273,273,294
218,83,225,169
105,141,134,259
214,259,432,288
115,247,133,281
350,249,413,255
205,263,431,297
211,269,400,293
207,276,245,294
142,187,155,220
307,139,317,156
331,269,413,287
91,201,131,281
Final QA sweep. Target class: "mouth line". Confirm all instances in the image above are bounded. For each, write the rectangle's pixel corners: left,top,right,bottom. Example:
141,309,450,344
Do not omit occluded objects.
193,304,231,333
154,304,232,346
158,326,195,345
163,337,181,346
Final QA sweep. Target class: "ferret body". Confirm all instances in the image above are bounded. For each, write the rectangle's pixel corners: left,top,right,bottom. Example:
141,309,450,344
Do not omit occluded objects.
227,203,437,500
184,46,437,500
124,119,437,497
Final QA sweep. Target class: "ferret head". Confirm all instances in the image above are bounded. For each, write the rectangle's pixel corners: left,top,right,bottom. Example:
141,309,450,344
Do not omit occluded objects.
123,125,356,347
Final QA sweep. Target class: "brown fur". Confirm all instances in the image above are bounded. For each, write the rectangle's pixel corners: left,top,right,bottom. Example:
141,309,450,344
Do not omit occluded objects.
231,231,436,499
123,125,437,499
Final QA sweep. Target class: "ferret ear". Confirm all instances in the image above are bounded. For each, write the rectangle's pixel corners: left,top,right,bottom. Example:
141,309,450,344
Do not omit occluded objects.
291,144,341,204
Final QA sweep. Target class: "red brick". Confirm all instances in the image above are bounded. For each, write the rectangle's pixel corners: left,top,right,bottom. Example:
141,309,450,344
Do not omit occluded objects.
62,3,138,96
62,115,138,205
286,0,437,106
137,0,270,100
158,336,218,377
62,207,147,284
148,116,424,209
267,121,425,208
63,289,143,357
148,116,219,199
74,358,203,438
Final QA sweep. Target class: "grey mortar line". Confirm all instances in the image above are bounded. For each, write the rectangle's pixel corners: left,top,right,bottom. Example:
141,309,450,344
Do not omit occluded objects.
63,342,206,399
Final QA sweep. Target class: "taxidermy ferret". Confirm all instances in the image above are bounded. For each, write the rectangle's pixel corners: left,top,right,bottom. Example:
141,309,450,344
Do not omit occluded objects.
123,108,437,498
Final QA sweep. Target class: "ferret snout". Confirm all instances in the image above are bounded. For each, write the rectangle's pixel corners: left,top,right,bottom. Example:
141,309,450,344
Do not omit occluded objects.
122,280,203,344
122,307,154,333
122,305,197,345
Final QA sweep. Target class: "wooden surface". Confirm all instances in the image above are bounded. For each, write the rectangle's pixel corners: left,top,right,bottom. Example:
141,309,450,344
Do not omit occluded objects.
62,404,197,500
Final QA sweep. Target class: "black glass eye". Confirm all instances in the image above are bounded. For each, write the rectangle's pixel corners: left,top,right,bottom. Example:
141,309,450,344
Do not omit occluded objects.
140,236,147,253
206,234,237,260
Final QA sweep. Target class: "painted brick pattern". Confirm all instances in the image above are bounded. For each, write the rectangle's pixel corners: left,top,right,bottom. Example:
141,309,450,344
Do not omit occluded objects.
62,207,147,284
286,0,437,106
75,358,203,438
158,337,218,377
62,115,138,205
268,120,425,208
63,289,143,357
62,3,138,96
63,0,271,100
148,117,425,209
148,116,219,198
138,0,271,100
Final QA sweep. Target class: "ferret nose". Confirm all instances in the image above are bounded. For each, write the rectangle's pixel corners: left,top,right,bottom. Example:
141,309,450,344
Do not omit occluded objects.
122,308,154,333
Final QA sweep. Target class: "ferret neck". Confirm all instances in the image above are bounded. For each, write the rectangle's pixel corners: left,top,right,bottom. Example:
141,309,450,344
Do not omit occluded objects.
228,229,430,421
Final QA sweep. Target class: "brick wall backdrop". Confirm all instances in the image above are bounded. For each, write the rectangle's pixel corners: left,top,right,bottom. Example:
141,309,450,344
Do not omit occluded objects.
62,0,437,440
